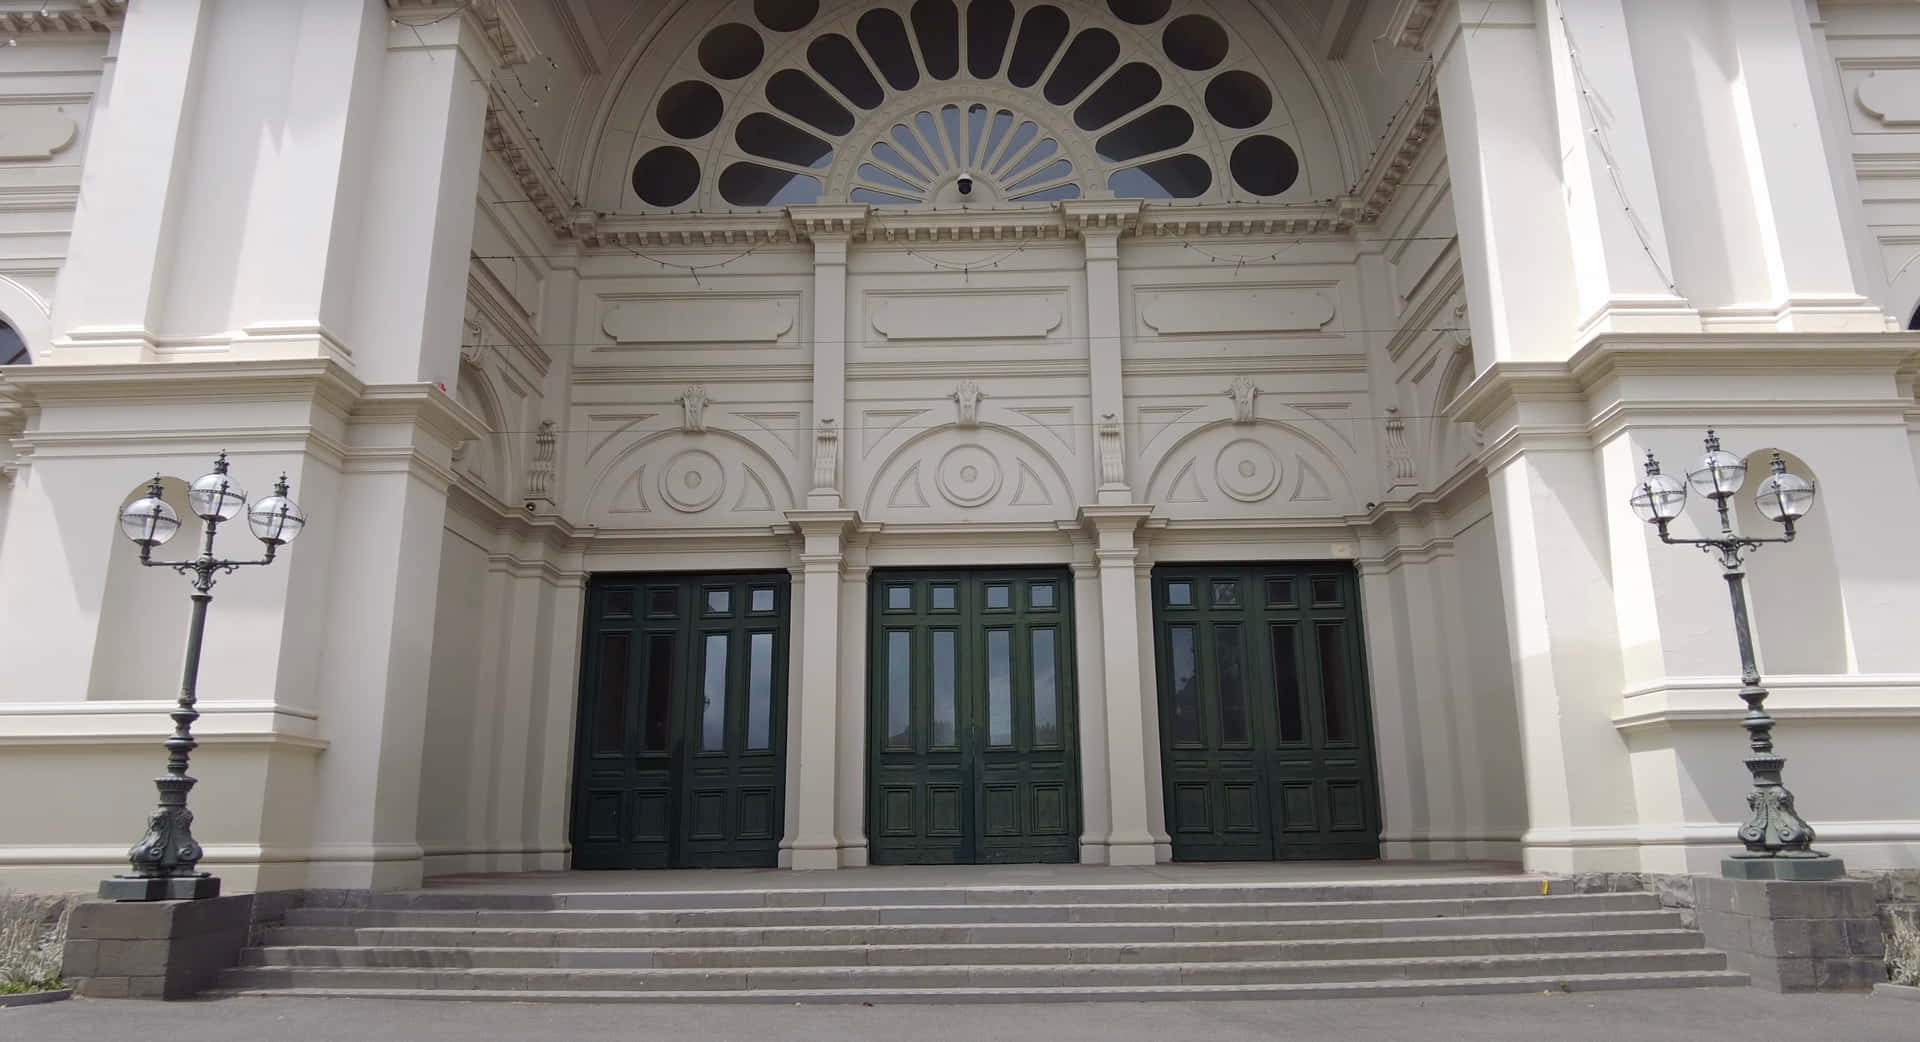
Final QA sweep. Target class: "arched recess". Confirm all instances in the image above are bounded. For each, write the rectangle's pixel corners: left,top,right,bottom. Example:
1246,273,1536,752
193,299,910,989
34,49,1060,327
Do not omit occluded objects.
580,0,1350,211
584,427,797,528
88,478,206,700
0,274,50,364
1427,345,1479,481
1734,449,1847,675
1142,412,1360,518
452,362,511,503
862,419,1076,522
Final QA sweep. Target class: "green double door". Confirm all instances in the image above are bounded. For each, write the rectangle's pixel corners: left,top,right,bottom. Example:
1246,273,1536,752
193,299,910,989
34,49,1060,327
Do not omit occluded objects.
868,570,1079,865
1152,564,1381,861
570,573,789,869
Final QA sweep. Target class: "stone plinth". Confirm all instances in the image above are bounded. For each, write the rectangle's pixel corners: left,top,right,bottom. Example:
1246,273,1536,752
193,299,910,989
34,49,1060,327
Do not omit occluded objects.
62,895,253,999
1693,876,1885,991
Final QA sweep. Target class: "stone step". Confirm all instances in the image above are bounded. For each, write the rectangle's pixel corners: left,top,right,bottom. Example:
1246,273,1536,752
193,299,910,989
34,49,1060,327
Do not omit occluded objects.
374,878,1570,911
206,968,1752,1003
258,908,1687,949
218,949,1730,993
241,929,1707,970
278,893,1659,930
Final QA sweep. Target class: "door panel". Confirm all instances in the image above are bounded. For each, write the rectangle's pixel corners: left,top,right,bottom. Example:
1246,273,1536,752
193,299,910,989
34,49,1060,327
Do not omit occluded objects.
570,573,789,869
1153,565,1381,861
867,570,1079,865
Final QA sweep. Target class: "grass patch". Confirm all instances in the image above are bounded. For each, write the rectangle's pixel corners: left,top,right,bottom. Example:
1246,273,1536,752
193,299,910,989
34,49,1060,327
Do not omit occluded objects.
0,894,69,994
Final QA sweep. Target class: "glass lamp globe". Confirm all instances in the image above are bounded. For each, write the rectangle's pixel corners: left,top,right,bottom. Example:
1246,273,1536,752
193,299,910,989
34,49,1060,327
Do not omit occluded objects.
186,454,247,522
247,476,306,546
118,482,181,548
1631,471,1688,524
1685,430,1746,498
1754,455,1816,523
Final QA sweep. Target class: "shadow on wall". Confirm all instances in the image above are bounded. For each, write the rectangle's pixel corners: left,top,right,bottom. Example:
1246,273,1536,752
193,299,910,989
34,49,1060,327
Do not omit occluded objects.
1736,449,1846,675
88,477,203,700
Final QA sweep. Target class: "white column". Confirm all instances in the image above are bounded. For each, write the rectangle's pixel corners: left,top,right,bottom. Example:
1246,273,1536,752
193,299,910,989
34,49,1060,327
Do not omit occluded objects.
1069,551,1111,864
1459,382,1640,872
786,510,856,868
1432,0,1581,364
1064,202,1139,502
1079,505,1156,865
530,568,585,872
1541,0,1697,338
47,0,211,361
790,208,865,508
836,561,871,865
1722,0,1880,328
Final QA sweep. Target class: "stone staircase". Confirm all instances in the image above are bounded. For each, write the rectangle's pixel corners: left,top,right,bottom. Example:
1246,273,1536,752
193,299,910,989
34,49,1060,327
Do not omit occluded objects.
212,877,1746,1002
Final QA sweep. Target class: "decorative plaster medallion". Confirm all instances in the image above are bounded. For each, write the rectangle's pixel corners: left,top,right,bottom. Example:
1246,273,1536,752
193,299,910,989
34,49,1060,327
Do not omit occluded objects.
936,444,1003,507
1857,70,1920,126
659,450,725,512
1215,439,1281,502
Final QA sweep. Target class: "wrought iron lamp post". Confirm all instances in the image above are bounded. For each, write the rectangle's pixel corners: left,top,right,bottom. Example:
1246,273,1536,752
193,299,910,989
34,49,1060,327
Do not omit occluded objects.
99,453,306,900
1628,430,1841,880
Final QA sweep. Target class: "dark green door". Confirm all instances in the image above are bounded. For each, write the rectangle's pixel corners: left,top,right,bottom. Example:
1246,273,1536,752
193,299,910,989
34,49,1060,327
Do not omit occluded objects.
1153,564,1380,861
868,570,1078,865
571,573,789,869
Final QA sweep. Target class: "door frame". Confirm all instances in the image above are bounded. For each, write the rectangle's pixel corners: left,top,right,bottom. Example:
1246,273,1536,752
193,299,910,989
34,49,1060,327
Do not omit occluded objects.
863,567,1082,865
1149,561,1383,861
568,570,792,870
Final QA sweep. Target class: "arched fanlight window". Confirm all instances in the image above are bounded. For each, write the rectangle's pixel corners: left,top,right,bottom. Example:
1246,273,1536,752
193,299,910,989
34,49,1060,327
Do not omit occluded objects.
627,0,1307,211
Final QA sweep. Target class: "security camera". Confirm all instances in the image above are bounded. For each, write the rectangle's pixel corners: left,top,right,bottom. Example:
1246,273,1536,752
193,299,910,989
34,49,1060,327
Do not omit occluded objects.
956,172,974,196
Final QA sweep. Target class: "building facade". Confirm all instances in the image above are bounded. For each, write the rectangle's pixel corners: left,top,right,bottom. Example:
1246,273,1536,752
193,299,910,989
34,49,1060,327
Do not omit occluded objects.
1,0,1918,894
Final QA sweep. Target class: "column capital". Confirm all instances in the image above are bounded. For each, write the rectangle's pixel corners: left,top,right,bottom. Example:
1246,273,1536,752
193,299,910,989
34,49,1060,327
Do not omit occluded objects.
786,508,861,556
1077,504,1154,533
787,204,869,248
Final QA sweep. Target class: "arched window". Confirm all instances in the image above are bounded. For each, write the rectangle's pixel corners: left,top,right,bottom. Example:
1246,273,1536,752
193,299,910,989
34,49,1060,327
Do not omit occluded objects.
620,0,1318,211
0,320,26,365
1733,449,1847,675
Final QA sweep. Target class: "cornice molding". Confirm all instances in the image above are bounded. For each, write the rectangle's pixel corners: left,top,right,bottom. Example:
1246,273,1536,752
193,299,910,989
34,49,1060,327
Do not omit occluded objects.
387,0,534,68
482,105,574,238
1348,69,1442,224
1385,0,1446,50
0,1,122,35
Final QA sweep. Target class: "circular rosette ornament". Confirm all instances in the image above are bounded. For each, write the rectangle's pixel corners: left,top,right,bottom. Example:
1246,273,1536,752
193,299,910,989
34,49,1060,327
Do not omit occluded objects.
936,445,1003,508
659,450,726,512
1215,439,1281,502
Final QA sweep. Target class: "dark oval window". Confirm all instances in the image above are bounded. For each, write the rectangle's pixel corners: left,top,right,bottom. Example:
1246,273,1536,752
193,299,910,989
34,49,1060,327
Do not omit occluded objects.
1205,70,1272,129
912,0,960,80
632,146,700,207
808,34,884,109
1107,0,1171,25
967,0,1015,79
1109,154,1211,199
699,23,764,80
719,162,823,207
753,0,817,32
1044,28,1119,105
858,9,920,91
1162,14,1228,71
736,112,834,169
1095,104,1192,163
1230,135,1300,196
656,80,724,139
767,68,855,136
1075,61,1161,131
1007,5,1069,88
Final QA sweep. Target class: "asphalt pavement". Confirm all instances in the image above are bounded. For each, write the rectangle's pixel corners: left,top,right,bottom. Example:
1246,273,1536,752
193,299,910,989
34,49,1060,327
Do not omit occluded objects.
3,989,1918,1042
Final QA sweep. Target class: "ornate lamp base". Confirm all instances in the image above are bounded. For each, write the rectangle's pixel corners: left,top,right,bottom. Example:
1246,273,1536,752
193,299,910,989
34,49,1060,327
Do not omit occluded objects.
1722,854,1846,881
98,874,221,901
